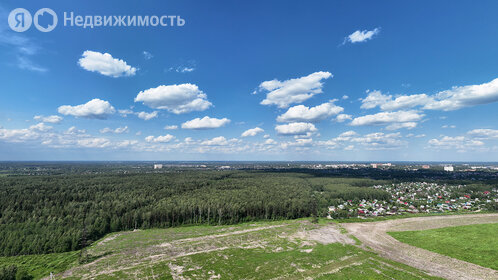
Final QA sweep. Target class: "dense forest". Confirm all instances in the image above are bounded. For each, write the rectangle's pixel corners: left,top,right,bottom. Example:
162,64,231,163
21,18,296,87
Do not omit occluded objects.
0,170,389,257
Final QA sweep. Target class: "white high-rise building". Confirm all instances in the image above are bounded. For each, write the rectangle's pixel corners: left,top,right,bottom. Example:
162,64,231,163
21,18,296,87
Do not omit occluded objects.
444,165,454,172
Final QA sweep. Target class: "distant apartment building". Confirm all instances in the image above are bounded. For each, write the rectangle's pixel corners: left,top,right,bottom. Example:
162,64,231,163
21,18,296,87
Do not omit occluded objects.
422,165,430,169
154,164,163,169
444,165,454,172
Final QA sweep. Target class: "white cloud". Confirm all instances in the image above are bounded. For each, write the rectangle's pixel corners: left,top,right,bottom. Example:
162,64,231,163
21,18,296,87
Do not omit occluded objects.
275,122,317,136
345,28,380,44
100,126,129,134
78,50,137,77
335,114,352,123
164,125,178,130
58,99,116,119
143,51,153,60
33,115,63,124
181,116,230,130
0,127,39,142
381,94,432,111
468,128,498,139
351,110,424,127
145,134,175,143
241,127,264,137
201,136,229,146
264,139,277,145
351,132,405,150
428,135,484,150
386,122,418,130
334,130,357,141
29,123,52,132
423,78,498,111
342,95,349,100
134,84,212,114
361,78,498,112
118,109,134,117
177,67,195,73
115,140,139,148
259,71,333,108
277,101,343,122
361,90,392,109
77,138,111,148
65,126,86,135
137,111,158,120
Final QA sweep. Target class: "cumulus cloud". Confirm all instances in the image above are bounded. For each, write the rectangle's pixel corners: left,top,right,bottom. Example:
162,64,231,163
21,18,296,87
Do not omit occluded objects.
428,135,484,150
181,116,230,130
259,71,333,108
78,50,137,77
145,134,175,143
137,111,158,120
382,94,432,111
134,84,212,114
344,28,380,44
361,78,498,112
77,138,111,148
118,109,134,117
350,110,424,127
264,139,277,145
275,122,317,136
33,115,63,124
241,127,264,137
201,136,229,146
320,131,406,150
351,132,405,150
277,101,343,122
100,126,129,134
164,125,178,130
58,99,116,119
468,128,498,139
423,78,498,111
65,126,86,135
335,114,352,123
386,122,418,130
361,90,392,109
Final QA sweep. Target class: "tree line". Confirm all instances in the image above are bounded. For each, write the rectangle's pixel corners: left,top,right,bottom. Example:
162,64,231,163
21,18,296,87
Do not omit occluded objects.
0,171,389,256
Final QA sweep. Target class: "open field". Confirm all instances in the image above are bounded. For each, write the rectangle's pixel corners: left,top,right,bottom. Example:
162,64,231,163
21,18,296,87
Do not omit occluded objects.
389,223,498,270
343,213,498,280
0,219,439,279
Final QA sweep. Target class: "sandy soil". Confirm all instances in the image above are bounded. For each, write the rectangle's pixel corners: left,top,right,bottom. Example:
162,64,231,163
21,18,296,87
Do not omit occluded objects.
292,224,355,245
342,213,498,280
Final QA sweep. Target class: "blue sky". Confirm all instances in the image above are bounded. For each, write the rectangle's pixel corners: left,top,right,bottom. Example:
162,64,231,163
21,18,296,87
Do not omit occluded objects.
1,0,498,161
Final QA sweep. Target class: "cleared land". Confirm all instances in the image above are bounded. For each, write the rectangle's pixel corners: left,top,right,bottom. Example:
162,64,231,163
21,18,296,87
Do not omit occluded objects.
343,213,498,280
389,223,498,270
10,219,440,279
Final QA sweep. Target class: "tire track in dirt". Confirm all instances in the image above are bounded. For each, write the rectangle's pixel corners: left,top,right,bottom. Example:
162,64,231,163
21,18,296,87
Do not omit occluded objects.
342,213,498,280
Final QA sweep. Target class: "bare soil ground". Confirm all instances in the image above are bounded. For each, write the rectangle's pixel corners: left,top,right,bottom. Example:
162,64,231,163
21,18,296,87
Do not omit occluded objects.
292,224,355,245
342,213,498,280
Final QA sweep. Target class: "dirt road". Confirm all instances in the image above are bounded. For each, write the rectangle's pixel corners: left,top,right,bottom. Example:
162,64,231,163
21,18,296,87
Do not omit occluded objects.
342,213,498,280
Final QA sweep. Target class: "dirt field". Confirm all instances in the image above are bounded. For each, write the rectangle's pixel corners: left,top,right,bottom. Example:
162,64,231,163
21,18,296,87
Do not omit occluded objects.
342,213,498,280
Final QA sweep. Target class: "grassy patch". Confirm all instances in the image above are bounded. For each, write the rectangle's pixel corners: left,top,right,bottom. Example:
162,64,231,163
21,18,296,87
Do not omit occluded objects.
0,251,79,279
338,211,491,223
389,223,498,270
